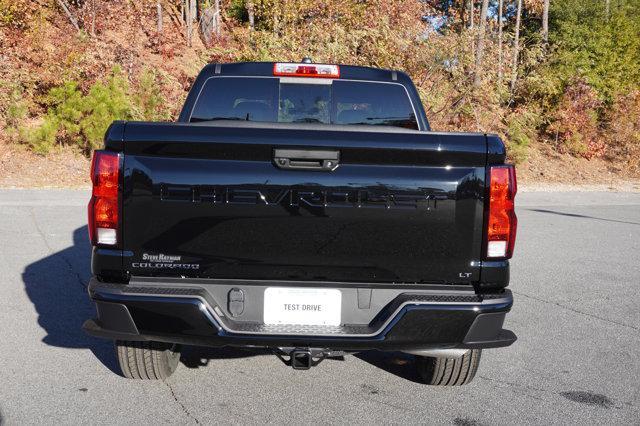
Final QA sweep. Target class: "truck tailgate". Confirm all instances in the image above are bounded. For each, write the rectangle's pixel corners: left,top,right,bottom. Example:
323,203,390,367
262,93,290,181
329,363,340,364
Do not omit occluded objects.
120,122,487,284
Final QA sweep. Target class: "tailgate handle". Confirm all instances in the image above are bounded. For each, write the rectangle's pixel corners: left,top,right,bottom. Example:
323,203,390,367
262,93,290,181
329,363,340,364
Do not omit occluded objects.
274,149,340,171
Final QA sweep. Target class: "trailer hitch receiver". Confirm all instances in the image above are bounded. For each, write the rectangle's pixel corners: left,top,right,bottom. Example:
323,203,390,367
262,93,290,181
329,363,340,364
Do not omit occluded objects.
274,347,347,370
291,350,313,370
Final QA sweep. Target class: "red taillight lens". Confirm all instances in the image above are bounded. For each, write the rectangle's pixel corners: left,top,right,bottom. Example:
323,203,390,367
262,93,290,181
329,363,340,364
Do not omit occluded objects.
273,63,340,78
486,165,517,259
88,151,120,246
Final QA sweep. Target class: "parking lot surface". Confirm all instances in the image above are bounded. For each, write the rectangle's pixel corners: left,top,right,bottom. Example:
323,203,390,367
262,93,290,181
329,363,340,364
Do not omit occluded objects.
0,189,638,424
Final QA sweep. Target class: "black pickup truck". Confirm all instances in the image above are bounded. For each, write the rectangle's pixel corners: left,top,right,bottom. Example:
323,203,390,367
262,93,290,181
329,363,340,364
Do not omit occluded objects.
83,60,517,385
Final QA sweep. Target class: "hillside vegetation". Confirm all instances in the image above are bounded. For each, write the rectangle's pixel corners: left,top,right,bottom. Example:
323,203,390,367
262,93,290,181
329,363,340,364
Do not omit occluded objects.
1,0,639,185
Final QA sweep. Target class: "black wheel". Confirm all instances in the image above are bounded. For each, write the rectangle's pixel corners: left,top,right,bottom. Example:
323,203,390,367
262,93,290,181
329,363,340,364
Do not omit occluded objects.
115,340,181,380
415,349,481,386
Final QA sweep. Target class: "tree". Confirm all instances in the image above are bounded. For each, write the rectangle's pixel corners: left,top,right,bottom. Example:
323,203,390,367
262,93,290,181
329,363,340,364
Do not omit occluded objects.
157,1,163,34
510,0,523,97
468,0,474,28
548,0,640,102
185,0,196,46
498,0,504,84
543,0,550,43
473,0,490,87
246,1,255,29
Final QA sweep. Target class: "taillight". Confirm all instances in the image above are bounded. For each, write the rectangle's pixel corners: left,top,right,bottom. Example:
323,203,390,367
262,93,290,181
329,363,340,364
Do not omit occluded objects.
273,63,340,78
88,151,120,246
485,165,517,259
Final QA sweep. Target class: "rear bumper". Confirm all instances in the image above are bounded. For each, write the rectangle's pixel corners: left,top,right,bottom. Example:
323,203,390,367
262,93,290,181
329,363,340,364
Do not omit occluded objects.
83,278,516,352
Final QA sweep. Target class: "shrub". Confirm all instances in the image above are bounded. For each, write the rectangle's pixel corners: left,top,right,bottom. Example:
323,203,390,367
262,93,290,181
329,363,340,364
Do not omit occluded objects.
28,116,60,155
227,0,248,22
80,69,132,150
45,81,85,137
506,107,541,163
548,79,603,159
132,68,170,121
26,67,133,154
0,0,30,29
1,83,29,142
607,91,640,174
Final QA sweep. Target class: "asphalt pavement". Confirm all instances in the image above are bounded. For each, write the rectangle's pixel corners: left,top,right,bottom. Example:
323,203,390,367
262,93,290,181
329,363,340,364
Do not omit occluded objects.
0,189,638,424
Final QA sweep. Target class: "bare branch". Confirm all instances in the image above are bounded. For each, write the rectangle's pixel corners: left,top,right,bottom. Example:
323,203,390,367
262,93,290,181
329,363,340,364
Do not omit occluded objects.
510,0,523,99
473,0,490,87
56,0,80,31
157,2,163,34
542,0,550,43
498,0,504,85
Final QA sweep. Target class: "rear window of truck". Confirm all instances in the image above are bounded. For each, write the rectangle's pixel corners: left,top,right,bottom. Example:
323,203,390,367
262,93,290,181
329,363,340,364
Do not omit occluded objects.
189,77,419,130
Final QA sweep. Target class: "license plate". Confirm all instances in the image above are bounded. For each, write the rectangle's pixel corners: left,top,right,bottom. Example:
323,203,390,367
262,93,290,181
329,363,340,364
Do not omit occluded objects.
264,287,341,326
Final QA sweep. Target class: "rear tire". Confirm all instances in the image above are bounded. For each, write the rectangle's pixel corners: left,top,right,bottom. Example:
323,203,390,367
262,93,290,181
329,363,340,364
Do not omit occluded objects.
115,340,181,380
415,349,481,386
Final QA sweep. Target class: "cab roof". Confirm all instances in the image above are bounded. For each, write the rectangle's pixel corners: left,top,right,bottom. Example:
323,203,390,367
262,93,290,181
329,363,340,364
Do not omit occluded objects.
199,62,413,84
